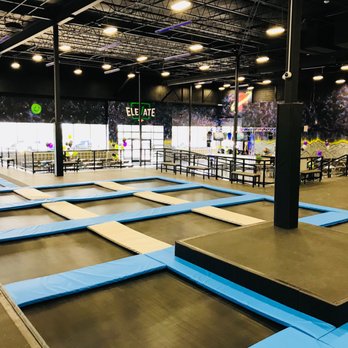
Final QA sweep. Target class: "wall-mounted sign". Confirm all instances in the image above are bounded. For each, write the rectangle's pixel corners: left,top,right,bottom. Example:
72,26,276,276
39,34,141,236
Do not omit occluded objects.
126,102,155,121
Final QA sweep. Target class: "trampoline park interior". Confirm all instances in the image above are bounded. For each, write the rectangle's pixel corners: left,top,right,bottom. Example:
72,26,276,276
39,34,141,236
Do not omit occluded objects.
0,1,348,348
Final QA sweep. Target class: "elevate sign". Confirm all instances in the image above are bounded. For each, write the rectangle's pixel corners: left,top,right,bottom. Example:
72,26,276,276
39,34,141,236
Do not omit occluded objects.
126,102,155,121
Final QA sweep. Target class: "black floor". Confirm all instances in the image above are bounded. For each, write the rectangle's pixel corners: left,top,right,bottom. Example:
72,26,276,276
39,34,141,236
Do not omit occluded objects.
0,230,132,284
120,179,177,189
176,222,348,325
126,212,237,244
24,272,280,348
76,196,163,215
41,184,112,197
0,207,64,231
164,188,234,201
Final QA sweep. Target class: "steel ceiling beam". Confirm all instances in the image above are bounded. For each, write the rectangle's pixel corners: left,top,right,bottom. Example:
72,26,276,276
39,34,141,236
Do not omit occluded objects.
0,0,102,54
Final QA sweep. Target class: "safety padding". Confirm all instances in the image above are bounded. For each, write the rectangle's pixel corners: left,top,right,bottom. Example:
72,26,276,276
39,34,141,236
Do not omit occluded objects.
320,323,348,348
88,221,170,254
192,206,264,226
0,177,18,188
95,181,136,191
300,212,348,227
250,328,332,348
134,191,189,205
5,254,165,307
42,201,97,219
14,188,52,200
146,247,334,340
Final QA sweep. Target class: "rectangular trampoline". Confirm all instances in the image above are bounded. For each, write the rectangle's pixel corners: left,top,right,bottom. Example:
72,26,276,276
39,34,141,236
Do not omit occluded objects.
23,271,281,348
0,207,65,231
40,184,112,198
76,196,164,215
0,230,132,284
126,212,238,245
222,201,319,220
164,188,234,201
119,179,177,189
0,192,28,205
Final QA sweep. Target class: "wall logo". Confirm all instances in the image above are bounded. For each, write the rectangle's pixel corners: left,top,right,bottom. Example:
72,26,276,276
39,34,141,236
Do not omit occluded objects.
31,103,42,115
126,102,155,121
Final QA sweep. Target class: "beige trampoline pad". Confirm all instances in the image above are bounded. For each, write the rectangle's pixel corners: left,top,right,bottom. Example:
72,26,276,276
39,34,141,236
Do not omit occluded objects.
134,191,189,205
42,201,98,220
14,188,52,200
95,181,136,191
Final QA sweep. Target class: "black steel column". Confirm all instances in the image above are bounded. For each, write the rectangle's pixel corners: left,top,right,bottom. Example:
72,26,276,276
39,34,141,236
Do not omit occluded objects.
53,24,63,177
138,71,142,166
233,55,240,168
188,84,192,152
274,0,304,229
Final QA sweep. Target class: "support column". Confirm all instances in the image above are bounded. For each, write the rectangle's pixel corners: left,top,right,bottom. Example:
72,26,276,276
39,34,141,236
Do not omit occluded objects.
274,0,304,229
138,72,142,166
53,24,63,177
188,84,192,152
233,55,240,168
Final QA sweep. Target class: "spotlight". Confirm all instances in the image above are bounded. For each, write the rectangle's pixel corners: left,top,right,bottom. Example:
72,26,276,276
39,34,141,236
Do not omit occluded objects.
161,71,170,77
195,84,202,89
170,0,191,12
128,72,136,79
102,63,112,70
11,61,20,69
103,26,118,36
247,86,254,90
137,56,148,63
340,64,348,71
32,54,43,63
256,56,270,64
218,86,225,91
223,83,231,88
189,43,203,52
199,64,210,71
266,25,285,37
313,75,324,81
238,76,245,82
74,68,83,75
335,79,346,85
59,44,72,52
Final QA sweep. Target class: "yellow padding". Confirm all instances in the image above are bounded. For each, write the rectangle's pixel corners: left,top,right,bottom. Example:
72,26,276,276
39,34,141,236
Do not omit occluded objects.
88,221,170,254
134,191,189,205
192,206,264,226
42,201,97,220
95,181,136,191
14,188,52,200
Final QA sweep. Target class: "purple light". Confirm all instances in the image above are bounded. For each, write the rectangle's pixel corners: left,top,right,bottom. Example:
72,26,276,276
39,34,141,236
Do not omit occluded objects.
98,40,120,51
164,53,191,62
0,35,10,44
317,150,323,157
155,20,192,34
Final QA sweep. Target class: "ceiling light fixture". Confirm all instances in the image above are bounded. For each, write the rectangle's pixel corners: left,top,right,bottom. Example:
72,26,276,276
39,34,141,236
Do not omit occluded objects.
189,43,203,52
170,0,192,12
223,83,231,88
199,64,210,71
335,79,346,85
32,54,43,63
256,56,270,64
266,25,285,37
74,68,83,75
59,44,72,52
340,64,348,71
102,63,112,70
262,79,272,85
238,76,245,82
11,61,20,69
103,26,118,36
218,86,225,91
313,75,324,81
137,56,148,63
247,86,254,90
195,84,202,89
161,71,170,77
128,72,136,79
